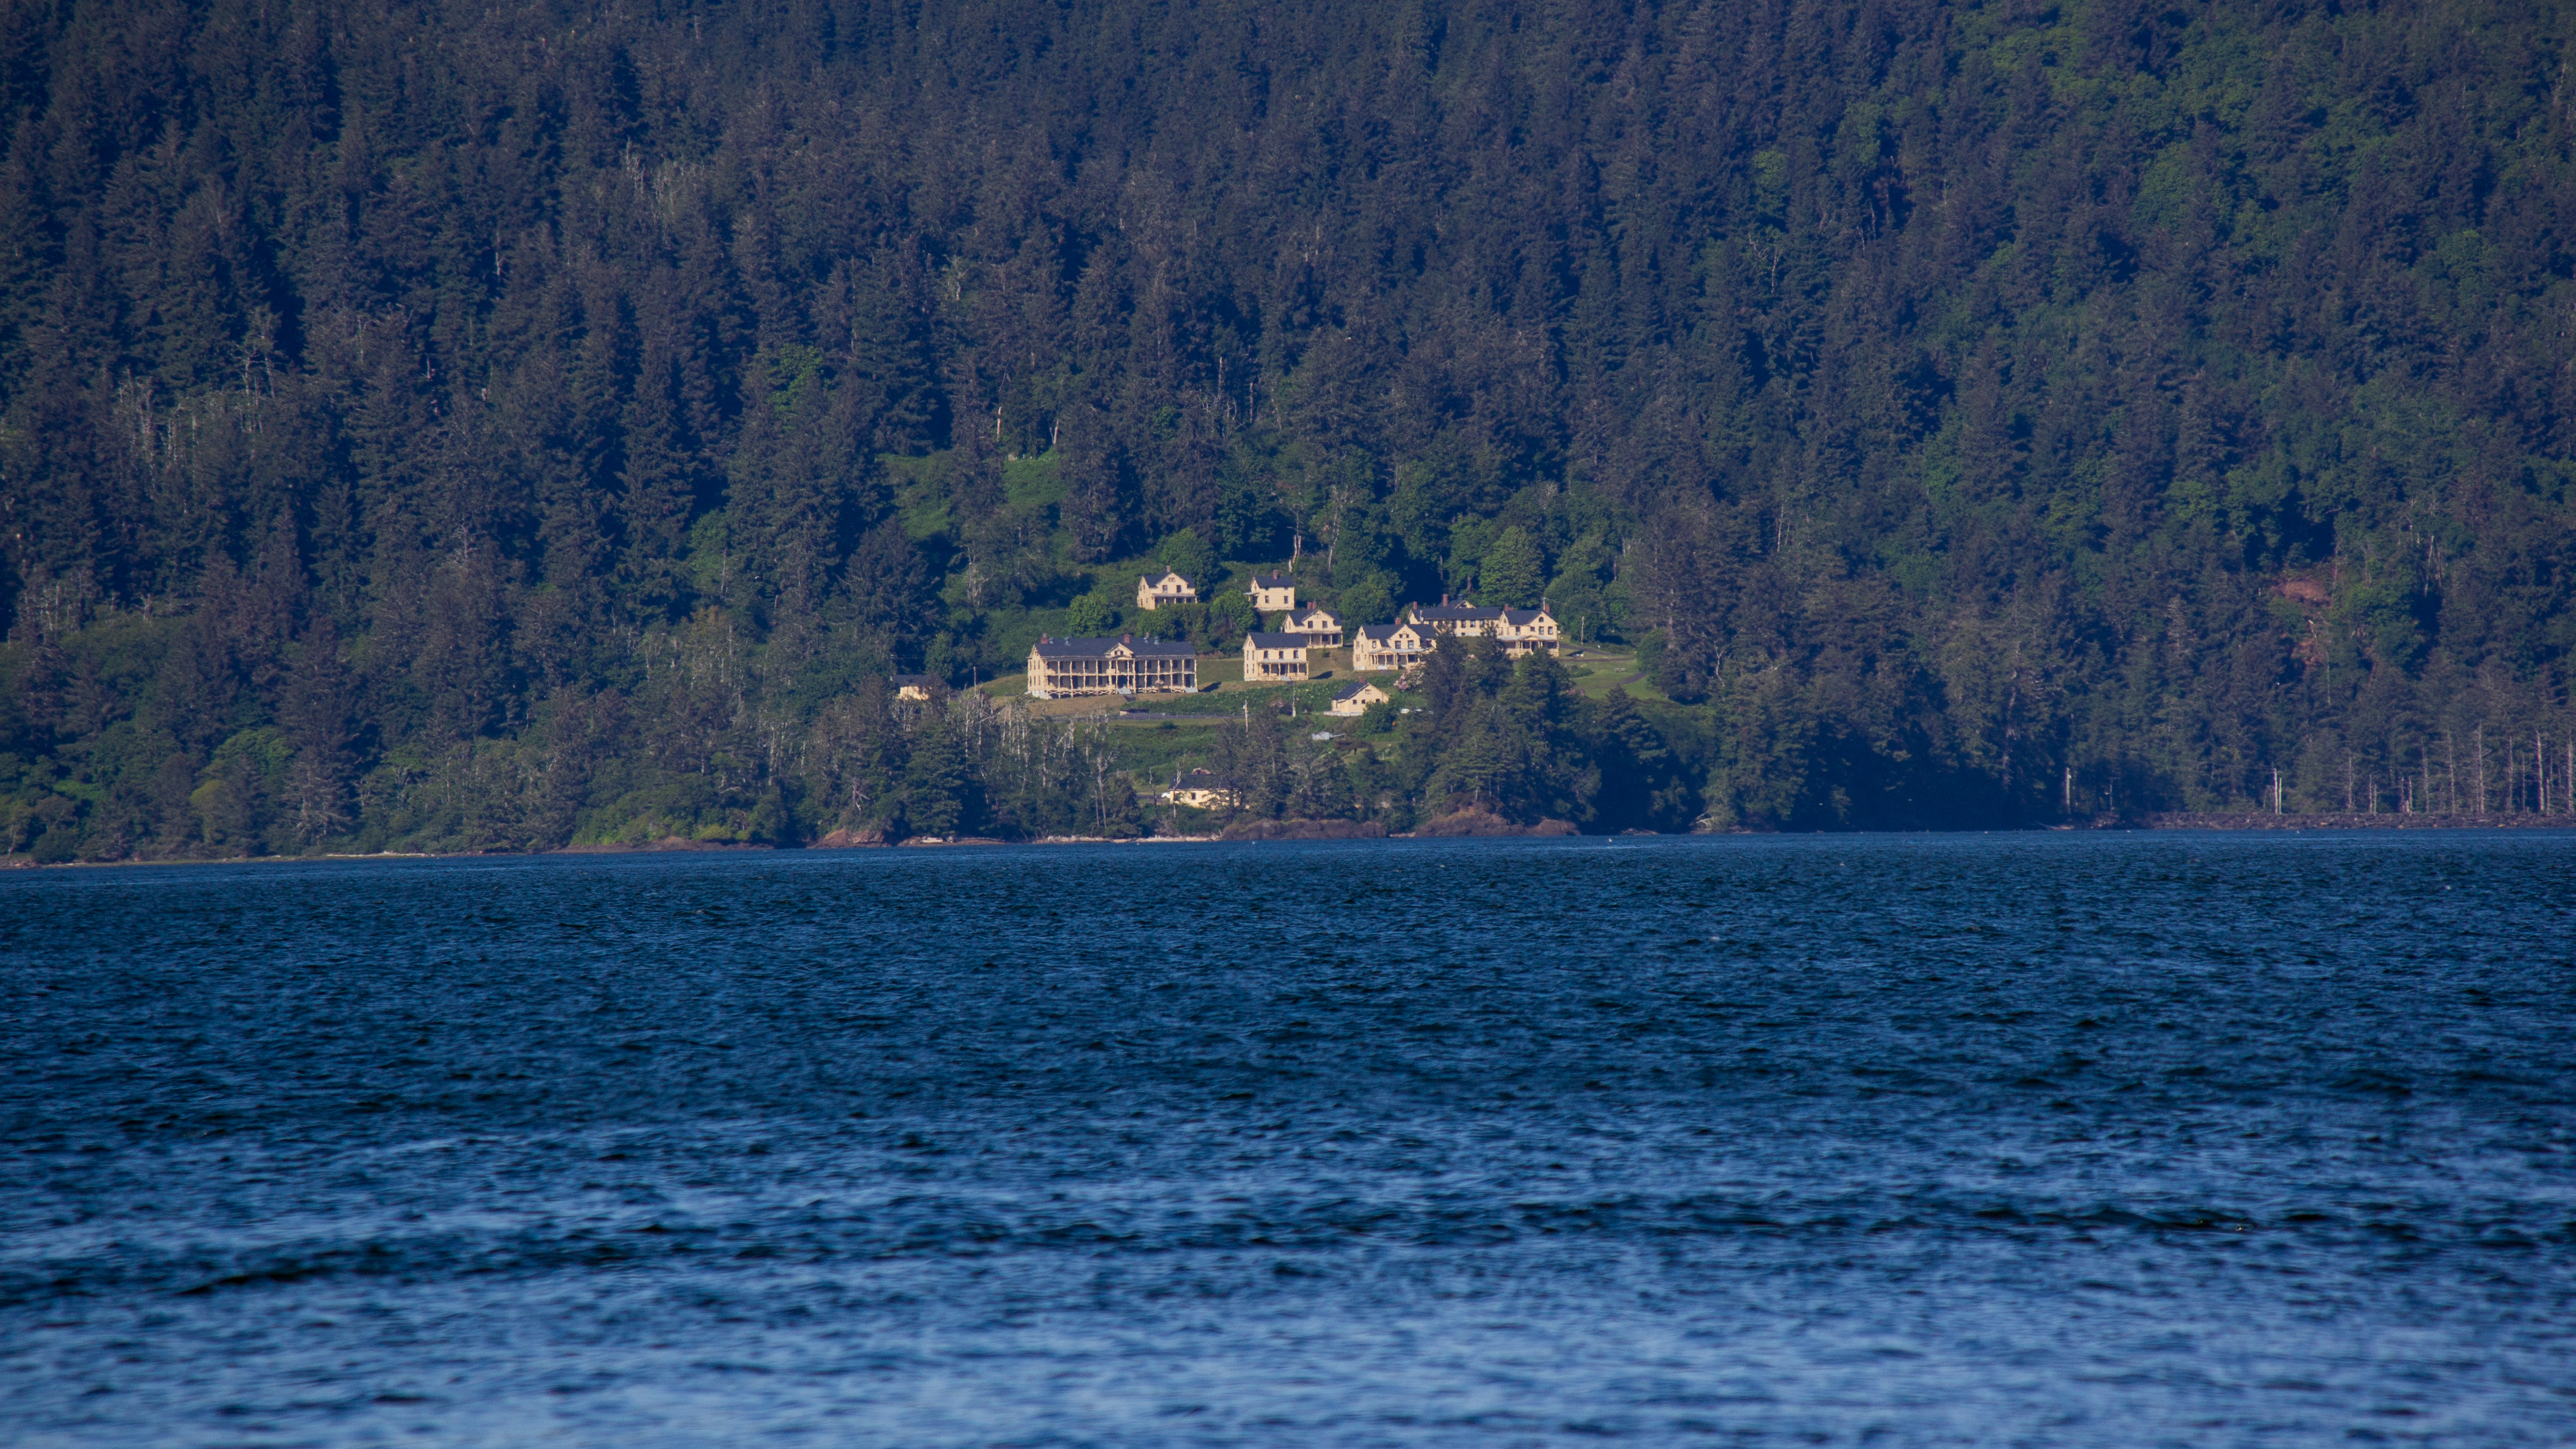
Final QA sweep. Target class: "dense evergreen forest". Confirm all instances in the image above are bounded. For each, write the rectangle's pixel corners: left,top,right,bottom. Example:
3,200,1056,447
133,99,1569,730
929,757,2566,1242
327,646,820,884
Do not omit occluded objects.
3,0,2574,857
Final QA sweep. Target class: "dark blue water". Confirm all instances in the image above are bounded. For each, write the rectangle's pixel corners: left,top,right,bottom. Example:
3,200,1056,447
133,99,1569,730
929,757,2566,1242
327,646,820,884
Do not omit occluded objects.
4,835,2572,1446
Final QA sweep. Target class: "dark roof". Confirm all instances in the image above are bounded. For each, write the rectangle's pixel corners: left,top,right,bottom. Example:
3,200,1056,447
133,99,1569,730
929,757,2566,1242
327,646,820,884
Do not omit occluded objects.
1141,569,1193,586
1410,603,1504,623
1332,681,1383,701
890,674,938,686
1353,623,1416,641
1250,572,1295,589
1032,634,1195,659
1498,608,1554,624
1289,604,1338,620
1244,631,1308,648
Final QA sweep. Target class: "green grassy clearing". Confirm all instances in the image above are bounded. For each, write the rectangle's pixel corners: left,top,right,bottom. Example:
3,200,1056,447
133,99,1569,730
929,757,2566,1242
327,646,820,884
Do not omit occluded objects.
1002,451,1068,510
1564,649,1665,702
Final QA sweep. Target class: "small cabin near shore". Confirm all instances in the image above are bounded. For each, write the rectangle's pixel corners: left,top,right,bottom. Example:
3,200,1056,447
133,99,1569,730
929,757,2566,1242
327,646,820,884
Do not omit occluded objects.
1160,767,1237,810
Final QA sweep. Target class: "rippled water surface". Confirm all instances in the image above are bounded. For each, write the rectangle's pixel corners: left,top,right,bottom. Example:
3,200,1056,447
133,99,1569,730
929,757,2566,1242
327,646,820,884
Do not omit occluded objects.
4,834,2573,1446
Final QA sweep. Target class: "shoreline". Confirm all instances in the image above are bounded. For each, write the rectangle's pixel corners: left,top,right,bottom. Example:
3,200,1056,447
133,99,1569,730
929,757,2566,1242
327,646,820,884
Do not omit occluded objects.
8,813,2571,871
2125,811,2575,831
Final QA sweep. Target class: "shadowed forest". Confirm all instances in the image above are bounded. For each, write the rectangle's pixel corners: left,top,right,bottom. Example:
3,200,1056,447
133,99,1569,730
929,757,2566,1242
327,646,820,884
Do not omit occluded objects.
3,0,2573,856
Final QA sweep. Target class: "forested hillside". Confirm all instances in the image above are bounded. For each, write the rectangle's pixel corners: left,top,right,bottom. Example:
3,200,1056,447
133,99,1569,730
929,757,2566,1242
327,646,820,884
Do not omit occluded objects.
4,0,2574,856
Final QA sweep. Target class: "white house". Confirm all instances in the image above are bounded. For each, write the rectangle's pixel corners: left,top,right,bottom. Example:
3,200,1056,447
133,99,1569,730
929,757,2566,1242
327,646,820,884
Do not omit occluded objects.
1242,631,1310,683
1352,621,1433,673
1404,598,1559,657
1278,603,1343,649
1027,634,1197,698
1494,607,1561,657
1135,570,1199,610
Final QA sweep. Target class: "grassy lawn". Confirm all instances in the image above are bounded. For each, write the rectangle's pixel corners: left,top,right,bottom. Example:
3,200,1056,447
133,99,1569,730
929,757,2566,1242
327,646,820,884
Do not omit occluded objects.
1564,648,1667,702
1119,662,1400,719
954,658,1440,792
971,662,1361,720
1112,718,1232,777
882,453,956,540
977,650,1661,711
1002,452,1068,510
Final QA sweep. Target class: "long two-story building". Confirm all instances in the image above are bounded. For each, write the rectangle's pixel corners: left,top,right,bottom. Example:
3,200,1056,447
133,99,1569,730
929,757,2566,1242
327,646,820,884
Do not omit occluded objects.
1402,598,1559,657
1406,597,1503,637
1026,634,1197,698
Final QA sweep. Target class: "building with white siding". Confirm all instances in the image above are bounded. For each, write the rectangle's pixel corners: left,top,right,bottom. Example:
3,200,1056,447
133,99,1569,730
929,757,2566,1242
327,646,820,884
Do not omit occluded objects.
1242,631,1310,683
1026,634,1197,698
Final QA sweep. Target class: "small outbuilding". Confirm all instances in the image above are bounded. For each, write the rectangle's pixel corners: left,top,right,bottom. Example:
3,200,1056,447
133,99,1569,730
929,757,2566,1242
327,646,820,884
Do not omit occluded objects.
1328,681,1390,717
1159,767,1237,811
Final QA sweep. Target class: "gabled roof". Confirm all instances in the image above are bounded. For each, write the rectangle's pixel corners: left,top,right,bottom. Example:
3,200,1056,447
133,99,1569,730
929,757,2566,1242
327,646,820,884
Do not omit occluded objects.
1287,603,1339,621
1332,681,1386,701
1033,634,1195,659
1141,569,1194,587
1498,607,1554,625
1244,631,1308,649
1249,572,1295,589
890,673,938,686
1354,623,1422,642
1410,602,1505,622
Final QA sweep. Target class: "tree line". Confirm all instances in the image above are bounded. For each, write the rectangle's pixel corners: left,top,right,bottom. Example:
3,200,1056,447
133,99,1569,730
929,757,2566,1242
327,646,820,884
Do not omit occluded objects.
3,0,2574,858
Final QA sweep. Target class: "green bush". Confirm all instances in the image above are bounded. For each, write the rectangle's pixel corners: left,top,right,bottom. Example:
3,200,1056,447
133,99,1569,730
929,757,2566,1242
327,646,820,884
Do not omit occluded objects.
1067,590,1121,636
